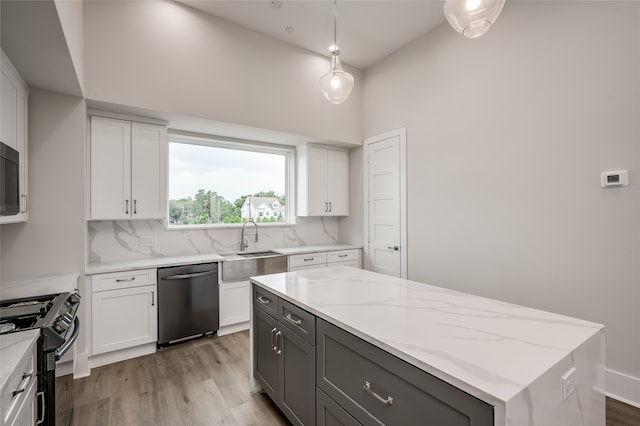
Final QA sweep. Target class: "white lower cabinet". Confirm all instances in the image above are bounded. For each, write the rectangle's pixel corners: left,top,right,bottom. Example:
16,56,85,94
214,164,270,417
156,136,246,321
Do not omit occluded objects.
288,249,361,272
219,280,250,328
1,335,37,426
91,270,158,355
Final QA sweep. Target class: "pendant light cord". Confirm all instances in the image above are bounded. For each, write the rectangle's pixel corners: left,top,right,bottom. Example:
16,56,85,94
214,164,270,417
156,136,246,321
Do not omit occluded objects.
332,0,338,52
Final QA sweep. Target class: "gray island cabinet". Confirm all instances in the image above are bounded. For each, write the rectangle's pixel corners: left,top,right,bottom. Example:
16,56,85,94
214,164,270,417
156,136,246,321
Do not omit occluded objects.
250,267,605,426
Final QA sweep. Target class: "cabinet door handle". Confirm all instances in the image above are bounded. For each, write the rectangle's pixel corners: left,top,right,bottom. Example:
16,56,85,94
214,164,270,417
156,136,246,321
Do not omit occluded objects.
387,245,399,251
151,290,155,306
133,199,137,214
275,330,282,355
125,199,129,214
325,202,328,212
116,277,136,282
329,201,332,212
363,381,394,405
35,391,45,424
270,327,277,351
256,295,271,305
21,194,28,213
284,312,302,326
12,372,32,396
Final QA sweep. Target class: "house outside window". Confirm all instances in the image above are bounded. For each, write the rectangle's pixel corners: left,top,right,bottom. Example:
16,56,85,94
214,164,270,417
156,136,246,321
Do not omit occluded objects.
167,134,293,227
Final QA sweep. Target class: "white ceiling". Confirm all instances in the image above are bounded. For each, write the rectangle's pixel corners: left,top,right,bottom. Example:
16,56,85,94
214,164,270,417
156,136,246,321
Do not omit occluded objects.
177,0,447,70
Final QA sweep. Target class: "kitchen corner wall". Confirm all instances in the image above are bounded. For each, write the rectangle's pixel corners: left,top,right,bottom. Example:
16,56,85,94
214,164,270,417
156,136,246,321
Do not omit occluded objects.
362,2,640,404
88,217,339,264
1,89,86,280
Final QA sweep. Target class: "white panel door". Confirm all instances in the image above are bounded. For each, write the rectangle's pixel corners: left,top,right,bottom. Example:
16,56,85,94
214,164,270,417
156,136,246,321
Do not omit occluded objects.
326,149,349,215
366,131,405,277
306,146,328,215
131,122,166,219
1,69,18,149
92,284,157,355
90,117,131,219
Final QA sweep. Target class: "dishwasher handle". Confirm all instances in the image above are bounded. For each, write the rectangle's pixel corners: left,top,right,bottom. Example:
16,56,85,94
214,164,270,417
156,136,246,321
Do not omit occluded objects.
161,270,217,280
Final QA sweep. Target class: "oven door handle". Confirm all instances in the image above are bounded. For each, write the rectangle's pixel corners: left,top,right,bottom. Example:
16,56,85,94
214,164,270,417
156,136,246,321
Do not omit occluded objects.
55,317,80,361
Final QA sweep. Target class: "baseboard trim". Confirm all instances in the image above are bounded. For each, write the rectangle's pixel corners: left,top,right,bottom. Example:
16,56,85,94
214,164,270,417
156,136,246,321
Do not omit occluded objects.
217,321,249,336
607,368,640,408
89,343,157,370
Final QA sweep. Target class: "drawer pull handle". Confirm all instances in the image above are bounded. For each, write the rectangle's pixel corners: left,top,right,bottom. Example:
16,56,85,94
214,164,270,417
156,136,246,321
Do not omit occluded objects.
363,381,394,406
303,257,314,261
285,312,302,325
338,254,348,258
270,327,277,351
116,277,136,282
275,331,282,355
257,296,271,305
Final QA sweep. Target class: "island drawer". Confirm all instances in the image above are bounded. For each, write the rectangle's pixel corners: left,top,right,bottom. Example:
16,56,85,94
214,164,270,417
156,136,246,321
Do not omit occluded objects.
253,285,279,318
317,319,493,426
279,298,315,345
289,252,327,269
317,388,361,426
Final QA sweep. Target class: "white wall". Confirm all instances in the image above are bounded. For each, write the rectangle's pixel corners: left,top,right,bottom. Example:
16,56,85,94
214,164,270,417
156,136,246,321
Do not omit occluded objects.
361,1,640,403
83,0,362,146
54,0,85,95
1,89,86,279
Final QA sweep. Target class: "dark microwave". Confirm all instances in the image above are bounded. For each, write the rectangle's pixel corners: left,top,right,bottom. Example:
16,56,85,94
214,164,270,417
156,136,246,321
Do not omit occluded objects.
1,141,20,216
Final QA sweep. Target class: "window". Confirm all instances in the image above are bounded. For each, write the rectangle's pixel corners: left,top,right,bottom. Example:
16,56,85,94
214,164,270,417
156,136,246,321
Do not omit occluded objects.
168,134,293,227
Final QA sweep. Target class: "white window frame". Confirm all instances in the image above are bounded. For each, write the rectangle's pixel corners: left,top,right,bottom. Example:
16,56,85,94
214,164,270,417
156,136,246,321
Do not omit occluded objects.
166,131,295,229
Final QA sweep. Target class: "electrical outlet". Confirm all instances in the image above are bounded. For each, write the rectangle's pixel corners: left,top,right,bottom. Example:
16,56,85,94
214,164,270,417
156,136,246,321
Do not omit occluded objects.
139,236,157,247
561,367,577,400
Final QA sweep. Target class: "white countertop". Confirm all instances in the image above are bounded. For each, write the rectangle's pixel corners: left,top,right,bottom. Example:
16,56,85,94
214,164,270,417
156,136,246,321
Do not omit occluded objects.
86,245,362,274
0,273,79,300
250,266,603,406
0,330,39,393
86,254,225,275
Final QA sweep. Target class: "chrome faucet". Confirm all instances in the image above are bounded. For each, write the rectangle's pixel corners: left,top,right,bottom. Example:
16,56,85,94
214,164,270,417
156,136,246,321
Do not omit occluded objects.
240,220,259,251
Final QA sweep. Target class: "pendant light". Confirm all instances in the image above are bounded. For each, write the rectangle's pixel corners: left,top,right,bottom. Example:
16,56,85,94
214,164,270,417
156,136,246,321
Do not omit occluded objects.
444,0,506,38
319,0,354,104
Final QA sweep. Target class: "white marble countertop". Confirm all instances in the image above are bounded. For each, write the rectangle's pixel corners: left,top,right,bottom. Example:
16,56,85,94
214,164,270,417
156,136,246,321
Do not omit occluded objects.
85,254,225,275
0,273,79,300
85,244,363,274
0,330,39,394
250,266,603,407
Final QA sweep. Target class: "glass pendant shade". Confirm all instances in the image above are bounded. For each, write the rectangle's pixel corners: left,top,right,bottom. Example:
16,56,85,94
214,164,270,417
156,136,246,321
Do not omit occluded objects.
320,51,354,104
444,0,506,38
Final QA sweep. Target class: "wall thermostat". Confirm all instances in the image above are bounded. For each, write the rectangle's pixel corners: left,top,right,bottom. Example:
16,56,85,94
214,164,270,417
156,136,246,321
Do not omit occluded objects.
601,170,628,188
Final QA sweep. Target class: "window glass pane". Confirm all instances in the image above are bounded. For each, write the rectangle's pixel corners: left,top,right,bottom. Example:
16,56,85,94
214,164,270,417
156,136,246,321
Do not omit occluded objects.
168,139,288,226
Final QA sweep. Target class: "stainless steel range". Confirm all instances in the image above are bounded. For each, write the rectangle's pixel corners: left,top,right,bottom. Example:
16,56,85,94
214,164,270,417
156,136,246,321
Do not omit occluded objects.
0,292,81,425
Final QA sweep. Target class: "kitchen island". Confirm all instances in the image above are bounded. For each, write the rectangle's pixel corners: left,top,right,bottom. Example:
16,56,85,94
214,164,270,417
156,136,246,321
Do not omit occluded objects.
250,266,604,426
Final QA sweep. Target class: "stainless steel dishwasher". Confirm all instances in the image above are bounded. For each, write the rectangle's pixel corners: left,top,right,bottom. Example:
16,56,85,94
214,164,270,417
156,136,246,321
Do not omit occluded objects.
157,262,219,346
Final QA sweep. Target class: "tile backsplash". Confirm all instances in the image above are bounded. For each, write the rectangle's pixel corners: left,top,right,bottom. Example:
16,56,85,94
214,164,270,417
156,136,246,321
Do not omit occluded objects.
88,217,339,264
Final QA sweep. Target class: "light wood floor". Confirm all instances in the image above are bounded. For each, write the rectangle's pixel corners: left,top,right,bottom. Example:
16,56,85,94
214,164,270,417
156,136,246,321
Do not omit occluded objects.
56,331,289,426
57,331,640,426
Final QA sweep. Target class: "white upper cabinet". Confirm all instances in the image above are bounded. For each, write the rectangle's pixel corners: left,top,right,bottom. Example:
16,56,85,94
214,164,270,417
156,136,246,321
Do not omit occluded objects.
297,145,349,216
89,116,167,220
1,50,29,224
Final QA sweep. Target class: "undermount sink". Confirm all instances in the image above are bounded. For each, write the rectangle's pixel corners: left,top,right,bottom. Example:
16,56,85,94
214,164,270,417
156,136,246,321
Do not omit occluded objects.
221,251,287,282
237,250,281,259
